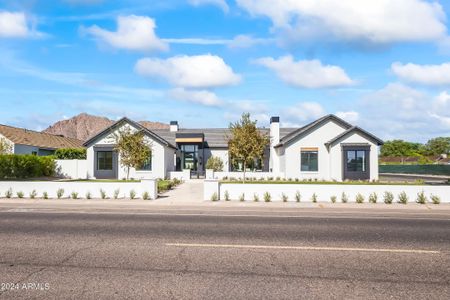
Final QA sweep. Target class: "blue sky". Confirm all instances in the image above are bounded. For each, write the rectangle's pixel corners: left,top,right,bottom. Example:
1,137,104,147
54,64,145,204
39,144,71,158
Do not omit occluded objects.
1,0,450,142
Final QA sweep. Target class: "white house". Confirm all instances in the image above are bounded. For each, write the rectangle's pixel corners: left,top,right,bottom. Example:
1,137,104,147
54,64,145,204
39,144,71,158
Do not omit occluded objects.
84,114,383,181
0,124,84,156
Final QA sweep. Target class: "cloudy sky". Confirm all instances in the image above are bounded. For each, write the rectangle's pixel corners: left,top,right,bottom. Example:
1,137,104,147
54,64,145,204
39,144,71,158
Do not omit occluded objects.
1,0,450,142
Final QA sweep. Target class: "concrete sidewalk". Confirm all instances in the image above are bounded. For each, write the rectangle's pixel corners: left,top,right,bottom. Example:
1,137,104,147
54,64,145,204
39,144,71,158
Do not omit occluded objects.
155,179,204,204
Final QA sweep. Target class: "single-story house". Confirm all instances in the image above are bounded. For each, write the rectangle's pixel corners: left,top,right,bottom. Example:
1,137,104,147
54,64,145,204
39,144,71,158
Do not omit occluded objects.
0,124,84,156
83,114,383,181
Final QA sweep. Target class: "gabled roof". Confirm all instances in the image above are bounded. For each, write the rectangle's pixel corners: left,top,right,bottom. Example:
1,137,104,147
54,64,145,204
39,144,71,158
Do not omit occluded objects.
83,117,177,149
325,126,384,146
274,114,353,148
0,124,84,149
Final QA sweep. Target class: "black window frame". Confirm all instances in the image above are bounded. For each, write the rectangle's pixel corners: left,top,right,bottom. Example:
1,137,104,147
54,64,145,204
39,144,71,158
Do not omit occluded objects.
301,150,319,172
97,151,113,171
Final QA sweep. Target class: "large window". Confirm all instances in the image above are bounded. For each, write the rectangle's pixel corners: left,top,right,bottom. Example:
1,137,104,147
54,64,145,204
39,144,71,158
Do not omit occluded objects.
138,152,152,171
346,150,366,172
97,151,113,170
301,150,318,172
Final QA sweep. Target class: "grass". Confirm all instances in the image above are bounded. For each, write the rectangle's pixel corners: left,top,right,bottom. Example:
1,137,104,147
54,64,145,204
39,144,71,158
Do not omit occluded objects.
220,180,430,186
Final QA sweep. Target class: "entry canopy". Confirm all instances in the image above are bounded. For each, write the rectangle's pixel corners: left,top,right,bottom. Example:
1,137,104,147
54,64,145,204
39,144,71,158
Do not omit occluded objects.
175,133,204,143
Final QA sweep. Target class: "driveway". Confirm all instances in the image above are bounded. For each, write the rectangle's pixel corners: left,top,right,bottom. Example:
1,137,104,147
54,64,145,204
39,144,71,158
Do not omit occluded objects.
156,179,204,204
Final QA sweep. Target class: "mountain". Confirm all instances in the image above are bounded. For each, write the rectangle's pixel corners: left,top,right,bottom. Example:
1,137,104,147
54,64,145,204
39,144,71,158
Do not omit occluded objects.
43,113,169,141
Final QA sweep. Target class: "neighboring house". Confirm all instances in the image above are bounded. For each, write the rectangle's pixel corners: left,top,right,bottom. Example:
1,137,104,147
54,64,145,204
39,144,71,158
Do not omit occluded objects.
84,114,383,181
0,124,84,156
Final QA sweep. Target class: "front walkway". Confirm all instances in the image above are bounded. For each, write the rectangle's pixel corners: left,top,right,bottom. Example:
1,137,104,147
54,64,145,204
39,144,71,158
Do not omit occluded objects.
156,179,204,204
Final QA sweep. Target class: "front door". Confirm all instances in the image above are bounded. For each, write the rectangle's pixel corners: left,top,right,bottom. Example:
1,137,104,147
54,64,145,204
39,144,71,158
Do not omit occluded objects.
343,146,370,180
94,149,118,179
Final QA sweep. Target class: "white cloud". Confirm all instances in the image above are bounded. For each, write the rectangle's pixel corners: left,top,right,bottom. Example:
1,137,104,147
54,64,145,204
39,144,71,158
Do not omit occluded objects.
391,62,450,86
83,15,168,52
188,0,229,13
335,111,359,123
135,54,241,88
0,11,42,38
168,88,223,107
236,0,447,45
255,55,354,89
162,35,273,49
228,35,274,49
283,102,326,125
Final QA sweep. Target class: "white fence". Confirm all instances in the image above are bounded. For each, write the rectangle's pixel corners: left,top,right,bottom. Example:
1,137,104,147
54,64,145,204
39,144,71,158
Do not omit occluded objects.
204,180,450,203
169,169,191,181
56,159,88,179
209,170,286,180
0,179,157,200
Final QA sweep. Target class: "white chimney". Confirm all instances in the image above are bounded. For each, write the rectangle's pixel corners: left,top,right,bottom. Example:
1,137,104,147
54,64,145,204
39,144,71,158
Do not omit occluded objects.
170,121,178,132
269,116,280,172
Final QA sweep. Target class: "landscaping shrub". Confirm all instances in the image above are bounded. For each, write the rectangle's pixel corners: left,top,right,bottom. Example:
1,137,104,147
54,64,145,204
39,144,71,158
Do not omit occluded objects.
5,188,12,198
43,191,48,199
224,190,230,201
253,193,259,202
239,193,245,202
368,192,378,204
205,156,224,172
54,148,86,160
282,193,288,202
129,190,136,199
86,191,91,199
0,154,55,179
383,191,394,204
113,189,120,199
142,191,150,200
29,190,37,199
355,193,364,204
341,192,348,203
398,191,408,204
263,192,271,202
430,194,440,204
71,192,78,199
295,191,301,202
100,189,107,199
57,188,64,199
311,193,318,203
330,195,337,203
16,191,24,198
416,191,427,204
210,192,218,201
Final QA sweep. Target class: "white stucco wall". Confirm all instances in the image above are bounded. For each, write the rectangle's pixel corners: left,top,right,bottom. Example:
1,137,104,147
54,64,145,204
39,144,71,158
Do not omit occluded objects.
56,159,88,179
329,131,379,181
0,134,13,154
204,149,229,171
282,120,347,180
86,122,174,180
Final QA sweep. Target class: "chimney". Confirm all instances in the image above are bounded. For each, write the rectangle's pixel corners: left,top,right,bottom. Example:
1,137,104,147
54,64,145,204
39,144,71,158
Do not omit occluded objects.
170,121,178,132
269,116,280,172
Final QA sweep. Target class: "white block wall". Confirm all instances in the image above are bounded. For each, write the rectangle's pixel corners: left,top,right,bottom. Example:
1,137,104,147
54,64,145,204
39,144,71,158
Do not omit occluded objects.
213,171,286,180
56,159,88,179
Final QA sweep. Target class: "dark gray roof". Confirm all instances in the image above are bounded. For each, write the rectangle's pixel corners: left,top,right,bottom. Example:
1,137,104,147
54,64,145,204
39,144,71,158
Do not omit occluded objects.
152,127,297,148
325,126,384,146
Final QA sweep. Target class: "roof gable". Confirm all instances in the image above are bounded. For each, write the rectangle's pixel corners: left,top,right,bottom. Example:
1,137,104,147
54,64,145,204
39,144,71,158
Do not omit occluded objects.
83,117,176,149
326,126,384,146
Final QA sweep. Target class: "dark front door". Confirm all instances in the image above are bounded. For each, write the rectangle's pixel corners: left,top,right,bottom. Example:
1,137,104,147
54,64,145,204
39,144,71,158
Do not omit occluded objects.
343,146,370,180
94,149,118,179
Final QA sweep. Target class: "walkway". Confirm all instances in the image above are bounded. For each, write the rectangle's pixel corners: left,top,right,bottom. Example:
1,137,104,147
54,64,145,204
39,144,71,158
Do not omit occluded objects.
155,179,204,204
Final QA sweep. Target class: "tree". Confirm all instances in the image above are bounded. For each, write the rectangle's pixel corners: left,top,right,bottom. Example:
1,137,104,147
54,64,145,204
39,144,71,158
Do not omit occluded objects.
423,137,450,156
205,156,224,172
0,137,12,154
113,127,151,180
380,140,423,162
228,113,269,181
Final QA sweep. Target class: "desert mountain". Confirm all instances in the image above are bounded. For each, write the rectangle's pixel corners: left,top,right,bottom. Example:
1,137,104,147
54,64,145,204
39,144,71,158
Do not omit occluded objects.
43,113,169,141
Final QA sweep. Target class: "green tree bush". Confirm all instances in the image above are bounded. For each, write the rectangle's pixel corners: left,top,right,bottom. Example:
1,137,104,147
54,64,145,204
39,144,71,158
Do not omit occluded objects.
205,156,224,172
0,155,55,179
54,148,87,159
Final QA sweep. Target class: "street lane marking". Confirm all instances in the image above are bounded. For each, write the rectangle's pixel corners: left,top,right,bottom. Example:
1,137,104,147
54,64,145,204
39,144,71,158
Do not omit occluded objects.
166,243,441,254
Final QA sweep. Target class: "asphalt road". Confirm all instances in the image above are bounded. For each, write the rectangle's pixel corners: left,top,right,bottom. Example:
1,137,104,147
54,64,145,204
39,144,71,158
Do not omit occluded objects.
0,208,449,299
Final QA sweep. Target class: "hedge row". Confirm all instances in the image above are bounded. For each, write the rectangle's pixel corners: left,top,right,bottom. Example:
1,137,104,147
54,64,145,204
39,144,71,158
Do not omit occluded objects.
379,164,450,176
0,155,56,179
54,148,86,160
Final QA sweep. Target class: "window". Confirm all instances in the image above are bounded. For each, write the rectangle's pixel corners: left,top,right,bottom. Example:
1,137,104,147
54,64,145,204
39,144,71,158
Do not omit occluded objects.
138,153,152,171
346,150,366,172
31,151,37,156
301,150,318,172
97,151,113,170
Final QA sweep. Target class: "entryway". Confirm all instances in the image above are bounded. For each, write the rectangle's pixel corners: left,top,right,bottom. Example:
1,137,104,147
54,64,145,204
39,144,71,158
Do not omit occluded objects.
156,179,204,204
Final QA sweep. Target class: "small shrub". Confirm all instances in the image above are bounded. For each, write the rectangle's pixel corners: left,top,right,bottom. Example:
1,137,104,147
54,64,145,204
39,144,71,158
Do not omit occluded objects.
368,192,378,204
54,148,86,159
71,192,78,199
253,193,259,202
16,191,24,198
205,156,224,172
282,193,288,202
397,191,408,204
263,192,271,202
86,191,91,199
275,176,281,181
330,195,337,203
113,189,120,199
57,188,64,199
295,178,299,182
416,191,427,204
311,193,318,203
42,191,48,199
430,194,440,205
29,190,37,199
142,191,151,200
129,190,136,199
355,193,364,204
172,178,181,186
210,192,218,201
341,192,348,203
383,191,394,204
100,189,107,199
239,193,245,202
224,190,230,201
295,191,301,202
5,188,12,198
